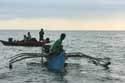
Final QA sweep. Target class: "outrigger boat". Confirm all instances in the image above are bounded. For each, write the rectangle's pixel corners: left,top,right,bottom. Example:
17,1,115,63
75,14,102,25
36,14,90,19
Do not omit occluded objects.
9,47,111,72
0,40,44,47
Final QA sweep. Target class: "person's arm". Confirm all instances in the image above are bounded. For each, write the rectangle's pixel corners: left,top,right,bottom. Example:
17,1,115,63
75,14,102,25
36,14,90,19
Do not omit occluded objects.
50,39,61,54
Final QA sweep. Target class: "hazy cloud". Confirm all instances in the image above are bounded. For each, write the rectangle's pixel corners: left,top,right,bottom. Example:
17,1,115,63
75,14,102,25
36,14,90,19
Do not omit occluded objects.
0,0,125,19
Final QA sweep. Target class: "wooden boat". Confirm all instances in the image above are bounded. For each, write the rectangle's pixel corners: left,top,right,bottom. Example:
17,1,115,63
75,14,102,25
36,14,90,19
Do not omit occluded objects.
0,40,44,47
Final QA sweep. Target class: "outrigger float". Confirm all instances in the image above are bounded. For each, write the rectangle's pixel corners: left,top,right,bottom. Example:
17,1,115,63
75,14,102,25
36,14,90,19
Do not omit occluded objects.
9,47,111,71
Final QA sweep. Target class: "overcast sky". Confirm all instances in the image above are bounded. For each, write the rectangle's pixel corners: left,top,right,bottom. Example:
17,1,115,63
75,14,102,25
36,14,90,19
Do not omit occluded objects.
0,0,125,19
0,0,125,30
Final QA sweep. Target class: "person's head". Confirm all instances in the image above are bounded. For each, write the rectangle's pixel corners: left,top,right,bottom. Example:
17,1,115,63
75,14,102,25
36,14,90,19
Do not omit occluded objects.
24,35,26,38
41,28,43,31
45,37,50,43
60,33,66,40
28,32,30,35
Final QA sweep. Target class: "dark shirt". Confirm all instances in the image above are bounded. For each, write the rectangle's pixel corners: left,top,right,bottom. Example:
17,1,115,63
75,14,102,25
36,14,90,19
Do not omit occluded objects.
39,31,44,40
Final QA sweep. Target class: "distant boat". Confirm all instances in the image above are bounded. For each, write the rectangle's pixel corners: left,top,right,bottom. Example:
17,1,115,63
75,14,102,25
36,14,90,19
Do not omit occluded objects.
0,40,44,47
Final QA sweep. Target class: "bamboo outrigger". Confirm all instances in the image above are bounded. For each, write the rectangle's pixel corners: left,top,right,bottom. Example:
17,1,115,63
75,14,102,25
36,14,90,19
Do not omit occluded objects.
9,51,111,70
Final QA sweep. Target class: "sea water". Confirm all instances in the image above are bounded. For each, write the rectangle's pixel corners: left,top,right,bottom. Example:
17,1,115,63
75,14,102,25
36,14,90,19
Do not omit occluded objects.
0,30,125,83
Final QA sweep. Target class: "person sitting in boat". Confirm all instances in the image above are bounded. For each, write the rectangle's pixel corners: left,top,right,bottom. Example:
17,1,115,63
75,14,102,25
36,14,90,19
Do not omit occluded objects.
27,32,32,41
45,37,50,43
23,35,28,42
39,28,44,41
43,37,51,53
45,33,66,71
8,38,13,43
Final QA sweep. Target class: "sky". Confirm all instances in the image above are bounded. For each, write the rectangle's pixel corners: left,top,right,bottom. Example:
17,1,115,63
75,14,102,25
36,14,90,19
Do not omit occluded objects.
0,0,125,30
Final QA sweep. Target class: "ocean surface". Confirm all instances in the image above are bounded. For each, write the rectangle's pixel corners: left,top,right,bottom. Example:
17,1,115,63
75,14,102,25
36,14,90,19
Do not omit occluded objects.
0,30,125,83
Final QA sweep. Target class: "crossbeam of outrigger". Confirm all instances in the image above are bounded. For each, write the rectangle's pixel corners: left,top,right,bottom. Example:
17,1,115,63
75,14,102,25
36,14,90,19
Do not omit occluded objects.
9,52,111,69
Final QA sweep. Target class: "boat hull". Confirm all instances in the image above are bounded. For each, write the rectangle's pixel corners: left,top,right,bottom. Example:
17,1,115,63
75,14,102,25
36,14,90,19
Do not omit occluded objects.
0,40,44,47
47,51,65,71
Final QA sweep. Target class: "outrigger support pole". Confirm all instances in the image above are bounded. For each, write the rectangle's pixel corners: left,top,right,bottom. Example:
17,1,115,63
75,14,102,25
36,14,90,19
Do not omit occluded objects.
8,53,44,69
41,46,44,65
66,52,111,69
8,52,111,69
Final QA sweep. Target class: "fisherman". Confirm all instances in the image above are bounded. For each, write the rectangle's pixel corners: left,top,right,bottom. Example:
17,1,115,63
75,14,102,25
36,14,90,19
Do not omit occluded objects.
43,37,51,53
45,33,66,71
39,28,44,41
50,33,66,56
27,32,32,41
23,35,28,42
45,37,50,43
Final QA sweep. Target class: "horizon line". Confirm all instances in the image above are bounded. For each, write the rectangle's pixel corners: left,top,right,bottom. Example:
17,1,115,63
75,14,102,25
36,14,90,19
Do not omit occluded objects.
0,29,125,31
